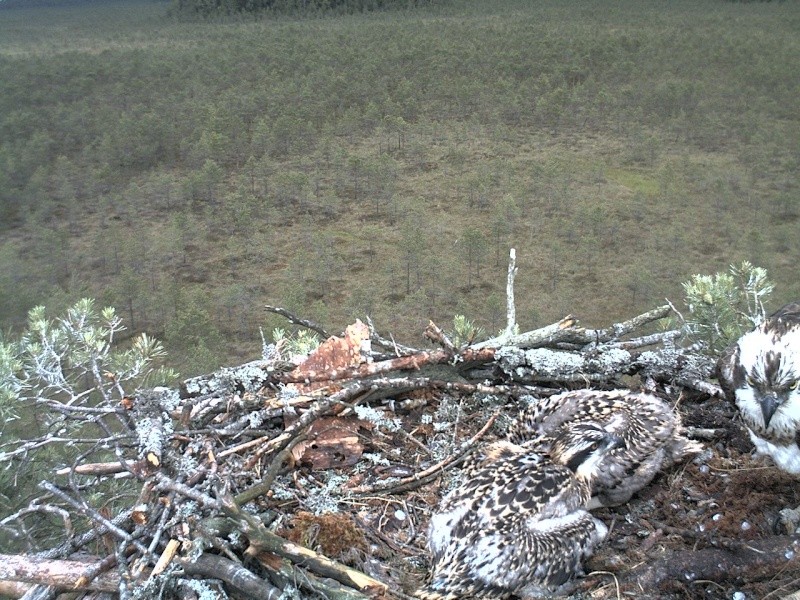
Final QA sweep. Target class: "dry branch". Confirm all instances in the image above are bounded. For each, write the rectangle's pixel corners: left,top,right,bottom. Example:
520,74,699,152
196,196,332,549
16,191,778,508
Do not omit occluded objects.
265,305,331,339
495,329,716,388
39,482,150,558
505,247,518,336
472,313,579,350
218,494,389,597
276,345,496,385
55,461,131,477
423,320,458,352
179,553,283,599
474,305,673,351
260,557,379,600
366,316,421,357
0,555,120,593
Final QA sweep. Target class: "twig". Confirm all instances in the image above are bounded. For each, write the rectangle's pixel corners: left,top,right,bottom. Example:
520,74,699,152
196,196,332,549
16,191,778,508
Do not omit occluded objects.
587,570,621,600
114,540,131,600
0,504,73,538
236,434,306,506
423,321,457,352
366,316,420,356
763,577,800,599
260,554,379,600
218,494,389,596
74,553,118,591
143,489,177,571
608,330,681,350
216,433,275,459
152,472,221,511
265,306,330,339
684,427,722,440
36,508,136,560
345,413,499,496
38,482,149,557
686,380,726,398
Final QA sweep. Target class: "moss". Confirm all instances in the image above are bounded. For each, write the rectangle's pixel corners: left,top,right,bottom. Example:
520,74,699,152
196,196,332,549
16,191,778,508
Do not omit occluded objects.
280,511,367,560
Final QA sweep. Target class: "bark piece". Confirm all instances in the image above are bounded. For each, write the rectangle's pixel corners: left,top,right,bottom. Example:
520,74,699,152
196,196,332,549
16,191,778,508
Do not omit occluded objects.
290,416,372,470
288,320,371,393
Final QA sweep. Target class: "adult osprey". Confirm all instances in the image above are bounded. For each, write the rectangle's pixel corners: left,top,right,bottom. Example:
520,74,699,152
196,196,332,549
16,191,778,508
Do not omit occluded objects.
717,302,800,474
417,423,622,599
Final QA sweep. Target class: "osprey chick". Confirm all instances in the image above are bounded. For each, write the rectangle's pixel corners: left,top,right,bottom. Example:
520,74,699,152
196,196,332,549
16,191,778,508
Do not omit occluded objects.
508,389,701,508
717,302,800,474
418,423,622,599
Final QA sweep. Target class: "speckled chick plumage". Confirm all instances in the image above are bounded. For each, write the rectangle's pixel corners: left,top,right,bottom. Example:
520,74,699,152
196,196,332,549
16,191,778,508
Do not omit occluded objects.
418,423,622,600
717,302,800,474
508,389,701,508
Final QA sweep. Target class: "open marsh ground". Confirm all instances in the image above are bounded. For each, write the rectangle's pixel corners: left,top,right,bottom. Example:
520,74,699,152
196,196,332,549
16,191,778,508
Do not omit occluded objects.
0,0,798,374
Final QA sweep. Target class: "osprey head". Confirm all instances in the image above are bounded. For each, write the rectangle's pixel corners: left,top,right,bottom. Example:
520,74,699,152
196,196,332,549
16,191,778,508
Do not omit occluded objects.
729,314,800,433
550,422,625,481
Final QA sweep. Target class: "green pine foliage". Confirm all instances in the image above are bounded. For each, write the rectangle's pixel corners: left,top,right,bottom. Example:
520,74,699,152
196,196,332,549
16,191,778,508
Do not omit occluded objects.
0,299,176,427
680,261,775,355
0,299,177,549
448,314,485,349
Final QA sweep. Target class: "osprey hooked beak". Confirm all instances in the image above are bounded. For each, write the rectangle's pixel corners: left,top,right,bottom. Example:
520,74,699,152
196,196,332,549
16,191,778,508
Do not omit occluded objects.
606,433,626,452
759,391,780,427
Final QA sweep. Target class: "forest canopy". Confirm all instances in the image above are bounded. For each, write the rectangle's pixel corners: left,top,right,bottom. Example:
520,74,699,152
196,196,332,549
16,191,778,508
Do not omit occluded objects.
170,0,433,16
0,0,797,380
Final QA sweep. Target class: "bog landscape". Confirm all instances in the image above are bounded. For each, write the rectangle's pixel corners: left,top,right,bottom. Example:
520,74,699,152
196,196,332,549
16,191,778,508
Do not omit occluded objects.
0,0,799,599
0,0,798,375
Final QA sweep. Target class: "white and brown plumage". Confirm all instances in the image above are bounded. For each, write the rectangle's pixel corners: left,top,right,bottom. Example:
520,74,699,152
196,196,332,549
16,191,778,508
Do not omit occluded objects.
418,423,623,600
508,389,701,508
717,302,800,474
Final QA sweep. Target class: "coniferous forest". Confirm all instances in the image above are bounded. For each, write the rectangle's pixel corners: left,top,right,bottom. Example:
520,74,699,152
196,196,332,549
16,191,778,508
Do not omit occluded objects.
0,0,798,377
1,2,800,598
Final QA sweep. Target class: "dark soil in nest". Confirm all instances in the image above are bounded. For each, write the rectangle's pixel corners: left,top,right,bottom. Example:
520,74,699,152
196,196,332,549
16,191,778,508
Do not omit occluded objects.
581,392,800,600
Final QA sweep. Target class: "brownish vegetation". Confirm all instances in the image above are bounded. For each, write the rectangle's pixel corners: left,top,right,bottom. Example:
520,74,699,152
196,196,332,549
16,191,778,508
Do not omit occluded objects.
0,0,798,378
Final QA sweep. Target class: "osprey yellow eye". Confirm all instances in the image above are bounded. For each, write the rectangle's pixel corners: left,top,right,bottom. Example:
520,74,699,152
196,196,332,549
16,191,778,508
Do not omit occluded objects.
790,380,800,391
746,375,756,387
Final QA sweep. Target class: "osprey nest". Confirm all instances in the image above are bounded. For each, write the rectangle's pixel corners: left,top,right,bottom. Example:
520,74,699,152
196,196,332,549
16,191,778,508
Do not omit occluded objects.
2,295,800,599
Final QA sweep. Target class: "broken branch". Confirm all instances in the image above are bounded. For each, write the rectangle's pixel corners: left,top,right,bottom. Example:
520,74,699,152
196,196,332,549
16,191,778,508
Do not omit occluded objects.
0,555,120,592
346,413,499,496
219,494,389,596
264,305,331,339
179,553,284,599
